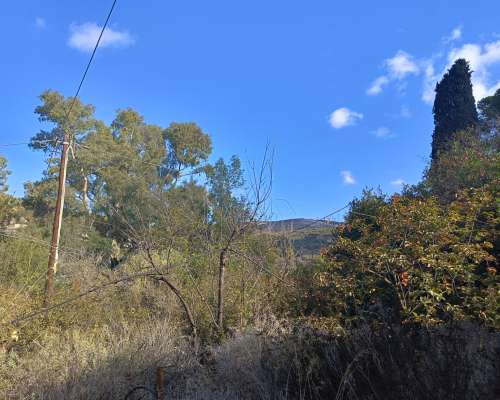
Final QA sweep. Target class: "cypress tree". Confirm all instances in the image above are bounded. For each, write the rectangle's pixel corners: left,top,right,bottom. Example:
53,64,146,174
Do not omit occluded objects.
431,59,478,161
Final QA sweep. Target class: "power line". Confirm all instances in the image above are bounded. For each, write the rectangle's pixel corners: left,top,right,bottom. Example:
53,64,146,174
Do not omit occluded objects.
0,140,54,148
0,230,88,260
42,0,119,309
1,0,117,149
0,142,31,147
0,139,207,178
270,203,350,234
65,0,118,123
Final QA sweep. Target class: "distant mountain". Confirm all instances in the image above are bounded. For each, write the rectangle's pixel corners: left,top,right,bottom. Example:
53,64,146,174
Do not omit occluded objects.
261,218,339,256
262,218,336,233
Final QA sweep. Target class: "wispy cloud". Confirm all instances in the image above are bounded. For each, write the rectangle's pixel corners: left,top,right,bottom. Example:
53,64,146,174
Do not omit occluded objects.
369,26,500,104
443,26,462,44
447,41,500,100
386,51,420,79
367,51,419,96
423,40,500,104
68,22,134,52
367,76,389,95
329,107,363,129
422,61,439,104
35,17,46,29
391,178,406,187
371,126,393,139
341,170,356,185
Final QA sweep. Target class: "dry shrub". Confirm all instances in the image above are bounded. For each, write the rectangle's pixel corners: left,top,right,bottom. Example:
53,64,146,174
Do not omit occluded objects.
1,318,192,399
251,322,500,400
2,317,499,399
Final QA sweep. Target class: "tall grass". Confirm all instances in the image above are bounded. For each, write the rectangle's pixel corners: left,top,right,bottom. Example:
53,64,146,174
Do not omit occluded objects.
2,318,499,399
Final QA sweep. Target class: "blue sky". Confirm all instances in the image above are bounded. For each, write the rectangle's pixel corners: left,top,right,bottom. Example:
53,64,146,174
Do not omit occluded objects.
1,1,500,220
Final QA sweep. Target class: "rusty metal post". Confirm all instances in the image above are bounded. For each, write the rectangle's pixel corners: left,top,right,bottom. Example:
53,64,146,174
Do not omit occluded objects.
155,367,165,399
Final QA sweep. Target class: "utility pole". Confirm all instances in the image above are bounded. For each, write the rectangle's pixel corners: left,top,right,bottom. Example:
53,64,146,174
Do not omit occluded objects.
43,132,70,309
41,0,118,311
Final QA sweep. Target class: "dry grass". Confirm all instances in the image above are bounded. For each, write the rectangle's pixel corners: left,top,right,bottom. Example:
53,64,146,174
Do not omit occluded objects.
2,317,499,400
1,318,189,399
1,250,499,399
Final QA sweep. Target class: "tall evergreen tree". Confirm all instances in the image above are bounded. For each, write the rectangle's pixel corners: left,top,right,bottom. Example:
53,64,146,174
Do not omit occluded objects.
431,59,478,161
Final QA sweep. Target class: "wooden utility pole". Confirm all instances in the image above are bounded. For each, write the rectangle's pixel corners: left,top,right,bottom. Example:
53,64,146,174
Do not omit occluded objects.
43,133,70,309
40,0,118,311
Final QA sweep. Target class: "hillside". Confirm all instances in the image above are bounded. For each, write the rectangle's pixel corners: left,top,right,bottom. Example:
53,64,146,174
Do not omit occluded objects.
260,219,338,256
263,218,336,232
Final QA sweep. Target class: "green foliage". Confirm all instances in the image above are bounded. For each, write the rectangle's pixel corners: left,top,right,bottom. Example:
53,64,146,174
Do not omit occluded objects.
207,155,245,226
431,59,478,161
24,93,216,249
0,194,21,227
23,175,86,219
344,187,387,240
286,227,333,257
425,130,500,202
0,155,9,193
30,90,96,153
0,230,48,286
319,183,499,327
478,88,500,123
6,85,497,395
0,155,18,225
164,122,212,173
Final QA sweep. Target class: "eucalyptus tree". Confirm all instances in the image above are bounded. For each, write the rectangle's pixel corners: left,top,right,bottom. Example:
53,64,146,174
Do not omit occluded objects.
26,90,98,217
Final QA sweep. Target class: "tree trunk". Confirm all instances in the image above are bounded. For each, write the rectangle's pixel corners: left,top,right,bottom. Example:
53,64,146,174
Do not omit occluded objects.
217,248,227,329
240,272,245,329
81,169,90,214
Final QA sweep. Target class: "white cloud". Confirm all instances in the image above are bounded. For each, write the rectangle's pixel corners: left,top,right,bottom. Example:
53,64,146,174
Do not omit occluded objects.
371,126,392,139
370,27,500,104
451,27,462,41
422,40,500,103
447,41,500,100
367,51,420,96
443,26,462,43
68,22,134,52
35,17,46,29
341,170,356,185
329,107,363,129
391,178,406,187
367,76,389,95
386,51,420,79
422,61,439,104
